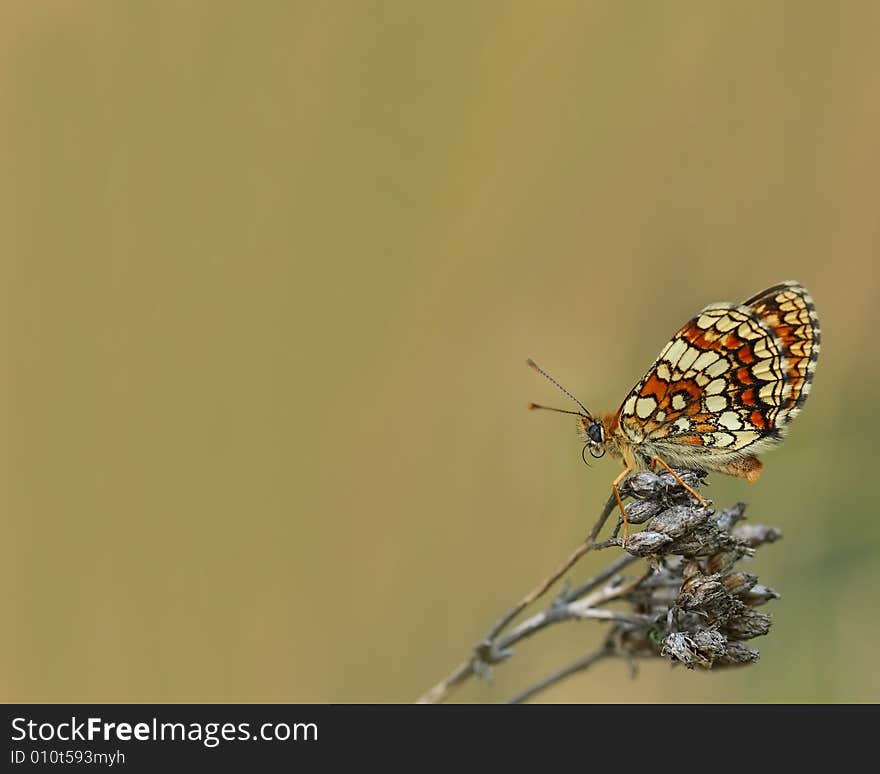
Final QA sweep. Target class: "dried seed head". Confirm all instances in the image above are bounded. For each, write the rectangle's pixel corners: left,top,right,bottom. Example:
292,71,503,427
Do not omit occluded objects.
624,497,665,525
602,468,781,671
732,523,784,547
623,531,673,556
661,629,727,669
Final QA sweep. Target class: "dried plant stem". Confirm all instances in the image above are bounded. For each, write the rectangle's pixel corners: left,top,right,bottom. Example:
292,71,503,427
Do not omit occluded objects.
494,561,647,651
416,469,781,704
415,494,617,704
506,644,614,705
414,661,473,706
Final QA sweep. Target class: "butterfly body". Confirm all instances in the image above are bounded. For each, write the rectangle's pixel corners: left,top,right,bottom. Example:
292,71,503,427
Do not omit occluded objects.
530,281,820,535
580,411,765,482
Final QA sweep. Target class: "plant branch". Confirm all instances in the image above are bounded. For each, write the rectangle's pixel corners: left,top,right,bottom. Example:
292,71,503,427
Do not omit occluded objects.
415,469,782,704
415,493,617,704
506,643,615,705
493,563,651,654
484,493,618,642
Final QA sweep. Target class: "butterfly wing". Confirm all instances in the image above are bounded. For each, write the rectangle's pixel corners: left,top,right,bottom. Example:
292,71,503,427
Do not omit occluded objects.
616,296,803,462
744,281,820,425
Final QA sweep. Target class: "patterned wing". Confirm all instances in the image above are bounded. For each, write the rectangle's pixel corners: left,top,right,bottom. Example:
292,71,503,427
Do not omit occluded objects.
744,281,820,426
617,301,793,457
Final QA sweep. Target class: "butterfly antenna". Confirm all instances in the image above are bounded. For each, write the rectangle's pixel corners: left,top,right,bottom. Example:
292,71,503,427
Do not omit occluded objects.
526,358,592,419
527,403,584,416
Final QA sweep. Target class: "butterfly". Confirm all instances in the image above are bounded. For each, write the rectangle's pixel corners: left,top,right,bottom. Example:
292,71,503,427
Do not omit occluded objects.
528,281,820,541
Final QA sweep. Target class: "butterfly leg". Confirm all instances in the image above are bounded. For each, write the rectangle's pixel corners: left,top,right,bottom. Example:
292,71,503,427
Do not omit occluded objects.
611,467,631,548
650,456,709,508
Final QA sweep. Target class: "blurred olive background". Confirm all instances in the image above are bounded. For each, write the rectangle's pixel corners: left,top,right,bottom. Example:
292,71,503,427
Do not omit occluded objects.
2,1,878,703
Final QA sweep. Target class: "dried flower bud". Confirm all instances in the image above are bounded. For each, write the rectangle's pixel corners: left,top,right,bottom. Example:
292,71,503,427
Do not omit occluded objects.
623,497,665,525
621,469,705,500
603,468,781,671
715,640,761,666
732,524,784,547
741,584,781,606
722,606,772,640
724,572,758,596
714,502,747,531
678,571,726,610
667,526,748,558
621,471,663,498
661,629,727,669
648,505,711,539
623,530,673,556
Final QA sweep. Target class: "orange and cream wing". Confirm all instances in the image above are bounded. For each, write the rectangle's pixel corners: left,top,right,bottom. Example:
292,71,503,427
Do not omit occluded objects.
616,291,814,457
744,281,820,426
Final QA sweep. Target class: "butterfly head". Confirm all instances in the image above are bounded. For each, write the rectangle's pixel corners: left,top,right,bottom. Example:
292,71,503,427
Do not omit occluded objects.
577,415,607,459
526,358,606,462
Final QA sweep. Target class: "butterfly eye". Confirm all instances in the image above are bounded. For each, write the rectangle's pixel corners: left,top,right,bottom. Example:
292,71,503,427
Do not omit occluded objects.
587,421,604,443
